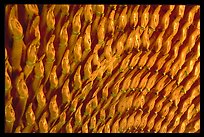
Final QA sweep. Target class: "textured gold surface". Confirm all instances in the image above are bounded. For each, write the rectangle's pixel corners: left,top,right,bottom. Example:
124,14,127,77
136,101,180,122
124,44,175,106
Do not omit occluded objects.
5,4,200,133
